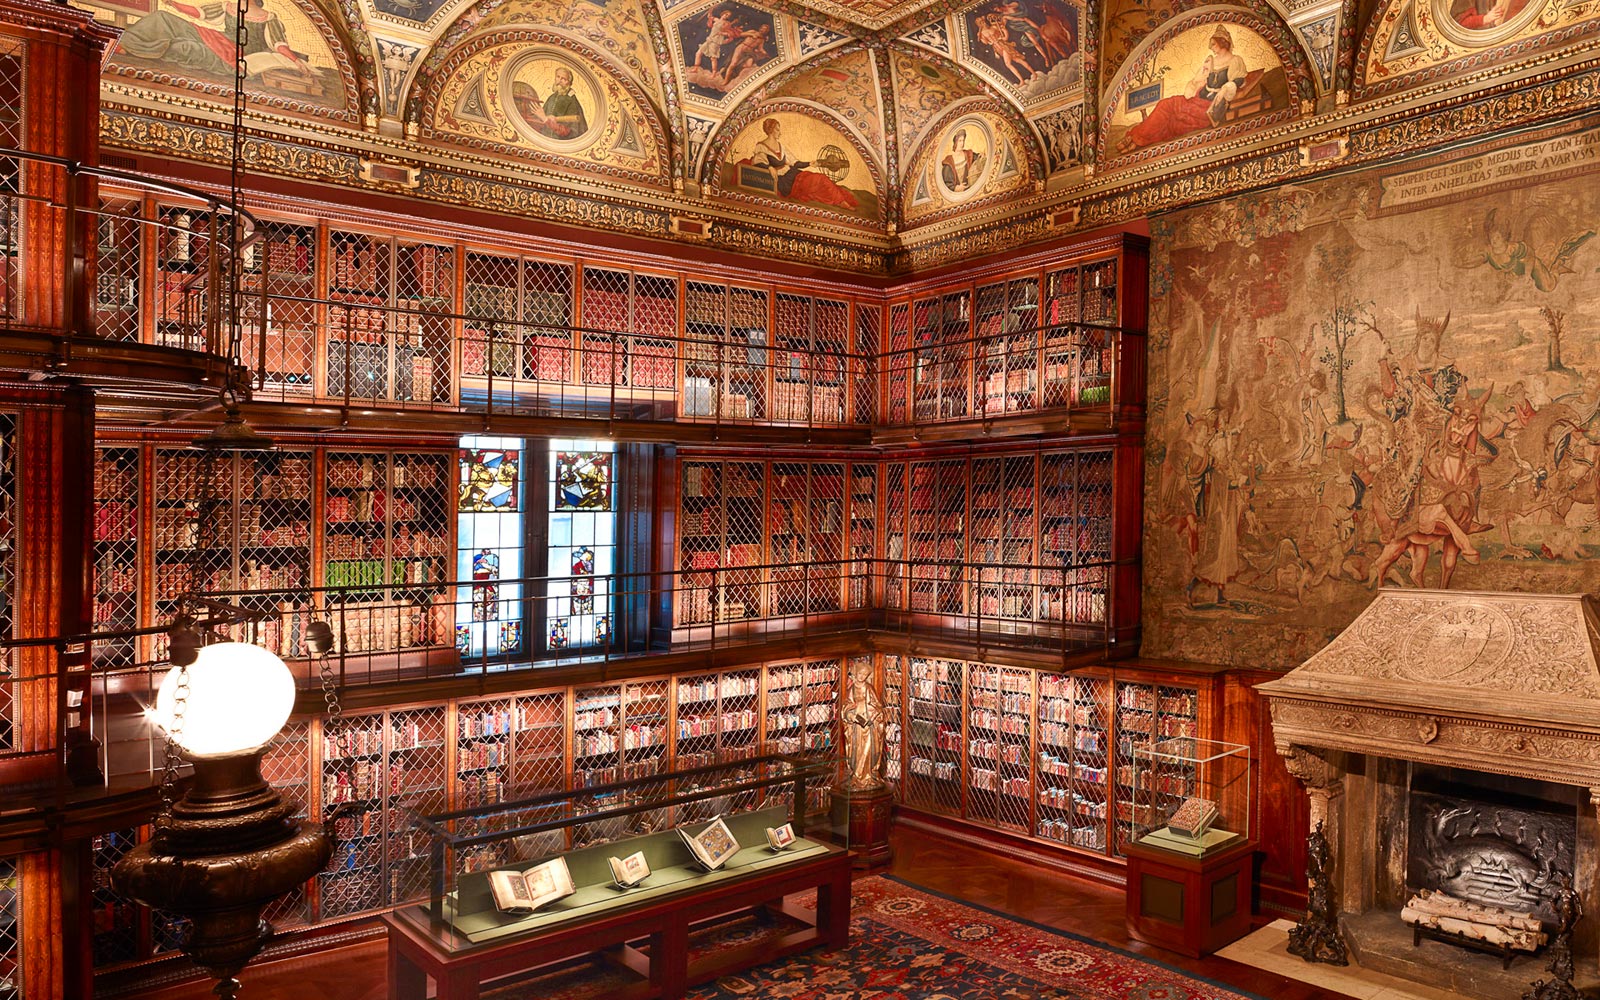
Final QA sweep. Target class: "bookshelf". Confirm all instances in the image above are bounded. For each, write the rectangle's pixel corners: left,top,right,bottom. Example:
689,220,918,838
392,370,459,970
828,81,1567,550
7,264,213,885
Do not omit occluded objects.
1040,449,1114,627
578,266,678,391
771,294,848,424
903,657,964,816
846,461,876,610
92,448,140,669
673,668,762,822
244,219,318,398
683,282,768,420
674,458,764,628
511,691,568,796
321,448,452,656
260,721,314,930
911,291,971,422
149,447,314,658
882,655,902,798
965,664,1032,834
881,658,1213,862
318,710,387,919
974,277,1040,416
92,196,142,343
1036,672,1110,851
882,460,907,612
152,204,213,350
763,658,838,816
451,697,514,875
462,251,522,381
906,459,967,616
853,303,880,424
767,461,843,616
1112,681,1199,857
89,829,141,967
326,231,454,404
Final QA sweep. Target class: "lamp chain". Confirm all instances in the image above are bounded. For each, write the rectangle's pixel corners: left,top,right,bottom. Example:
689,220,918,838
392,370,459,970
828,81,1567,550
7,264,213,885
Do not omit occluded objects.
316,622,360,828
153,661,190,837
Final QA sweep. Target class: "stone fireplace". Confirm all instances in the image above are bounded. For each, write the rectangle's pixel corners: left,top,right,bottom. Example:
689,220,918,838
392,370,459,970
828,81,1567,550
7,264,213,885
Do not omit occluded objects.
1258,589,1600,999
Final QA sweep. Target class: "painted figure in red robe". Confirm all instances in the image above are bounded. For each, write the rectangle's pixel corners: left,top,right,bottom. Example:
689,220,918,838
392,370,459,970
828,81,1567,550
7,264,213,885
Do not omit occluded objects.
1118,26,1246,153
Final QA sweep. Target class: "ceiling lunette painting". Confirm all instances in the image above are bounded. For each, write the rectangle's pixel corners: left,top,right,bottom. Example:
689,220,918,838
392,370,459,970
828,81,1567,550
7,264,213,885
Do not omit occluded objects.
76,0,1600,271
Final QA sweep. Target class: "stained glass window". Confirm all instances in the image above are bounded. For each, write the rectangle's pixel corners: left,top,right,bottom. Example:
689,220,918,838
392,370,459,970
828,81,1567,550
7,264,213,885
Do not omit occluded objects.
455,435,526,657
458,447,521,512
546,439,616,651
554,451,612,511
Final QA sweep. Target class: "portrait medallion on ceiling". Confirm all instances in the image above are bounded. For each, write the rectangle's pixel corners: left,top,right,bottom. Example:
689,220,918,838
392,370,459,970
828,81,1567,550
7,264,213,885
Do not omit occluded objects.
674,1,785,103
903,109,1029,223
955,0,1082,104
1361,0,1598,96
714,110,881,223
1103,19,1293,161
92,0,352,113
889,48,990,167
429,41,664,181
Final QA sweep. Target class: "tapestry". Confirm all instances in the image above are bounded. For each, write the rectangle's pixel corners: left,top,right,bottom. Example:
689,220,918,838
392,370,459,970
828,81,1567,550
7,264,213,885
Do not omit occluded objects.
1142,121,1600,669
487,874,1266,999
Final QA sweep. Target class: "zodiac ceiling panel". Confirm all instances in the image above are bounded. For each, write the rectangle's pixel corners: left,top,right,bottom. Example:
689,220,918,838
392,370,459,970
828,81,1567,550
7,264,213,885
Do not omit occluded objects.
770,49,884,158
1360,0,1600,97
428,40,667,182
671,0,788,107
956,0,1085,106
90,0,357,117
711,109,883,224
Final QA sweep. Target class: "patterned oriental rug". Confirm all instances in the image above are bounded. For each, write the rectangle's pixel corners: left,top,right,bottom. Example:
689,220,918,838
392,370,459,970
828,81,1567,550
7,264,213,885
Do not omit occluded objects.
488,874,1267,999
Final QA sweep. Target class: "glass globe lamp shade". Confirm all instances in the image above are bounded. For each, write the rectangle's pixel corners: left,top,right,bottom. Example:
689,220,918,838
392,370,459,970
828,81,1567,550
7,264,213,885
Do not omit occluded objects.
154,642,296,758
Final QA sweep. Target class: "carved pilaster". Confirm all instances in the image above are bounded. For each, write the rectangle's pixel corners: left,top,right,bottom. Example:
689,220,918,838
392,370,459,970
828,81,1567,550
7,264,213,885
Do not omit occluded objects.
1280,742,1343,829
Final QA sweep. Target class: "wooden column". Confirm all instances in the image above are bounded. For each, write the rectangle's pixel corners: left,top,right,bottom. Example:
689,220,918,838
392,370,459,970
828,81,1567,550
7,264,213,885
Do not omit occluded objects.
0,0,117,333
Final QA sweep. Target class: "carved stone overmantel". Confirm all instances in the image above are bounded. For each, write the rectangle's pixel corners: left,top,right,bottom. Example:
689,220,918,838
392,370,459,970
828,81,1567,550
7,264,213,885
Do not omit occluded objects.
1257,589,1600,989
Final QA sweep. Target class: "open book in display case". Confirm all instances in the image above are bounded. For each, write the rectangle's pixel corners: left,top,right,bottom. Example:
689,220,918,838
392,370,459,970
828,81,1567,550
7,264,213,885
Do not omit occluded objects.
389,745,845,951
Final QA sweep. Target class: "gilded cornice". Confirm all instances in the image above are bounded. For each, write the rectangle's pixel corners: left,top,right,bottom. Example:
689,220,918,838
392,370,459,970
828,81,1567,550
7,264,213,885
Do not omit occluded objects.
96,42,1600,275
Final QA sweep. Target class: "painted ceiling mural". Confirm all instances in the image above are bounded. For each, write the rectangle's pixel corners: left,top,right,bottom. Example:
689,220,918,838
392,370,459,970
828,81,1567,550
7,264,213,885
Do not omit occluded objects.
710,108,883,223
888,47,991,168
81,0,359,116
80,0,1600,254
426,37,668,181
903,107,1033,222
1101,13,1309,164
955,0,1085,105
769,48,885,159
1359,0,1600,97
672,0,789,104
413,0,661,116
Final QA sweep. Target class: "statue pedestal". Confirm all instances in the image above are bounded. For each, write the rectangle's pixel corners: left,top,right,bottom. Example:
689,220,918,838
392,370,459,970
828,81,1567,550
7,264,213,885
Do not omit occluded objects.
832,786,893,869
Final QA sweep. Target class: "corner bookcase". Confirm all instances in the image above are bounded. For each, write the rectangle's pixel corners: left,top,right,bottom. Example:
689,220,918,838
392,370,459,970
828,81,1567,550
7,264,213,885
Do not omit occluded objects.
883,655,1221,864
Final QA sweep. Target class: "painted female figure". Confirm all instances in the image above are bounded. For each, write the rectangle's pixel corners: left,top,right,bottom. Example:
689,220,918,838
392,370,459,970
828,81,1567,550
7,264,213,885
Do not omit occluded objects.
746,119,859,210
940,128,983,193
1119,25,1247,152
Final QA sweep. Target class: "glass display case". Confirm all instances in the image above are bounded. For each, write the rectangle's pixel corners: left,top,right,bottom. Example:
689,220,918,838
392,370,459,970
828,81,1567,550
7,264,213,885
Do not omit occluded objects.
1128,737,1249,857
389,746,844,952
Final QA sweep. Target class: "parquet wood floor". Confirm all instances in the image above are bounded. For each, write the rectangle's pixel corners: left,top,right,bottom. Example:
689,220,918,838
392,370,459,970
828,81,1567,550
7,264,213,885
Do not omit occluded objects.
121,825,1357,999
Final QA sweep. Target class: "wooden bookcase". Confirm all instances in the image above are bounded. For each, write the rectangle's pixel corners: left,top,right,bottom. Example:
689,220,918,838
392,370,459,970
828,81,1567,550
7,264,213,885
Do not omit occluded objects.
91,448,141,669
673,454,877,632
325,229,454,405
883,234,1148,427
579,266,679,391
883,655,1223,864
244,219,319,397
460,251,574,389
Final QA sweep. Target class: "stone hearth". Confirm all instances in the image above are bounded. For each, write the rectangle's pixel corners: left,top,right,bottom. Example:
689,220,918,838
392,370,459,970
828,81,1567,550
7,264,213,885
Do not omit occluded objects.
1257,589,1600,1000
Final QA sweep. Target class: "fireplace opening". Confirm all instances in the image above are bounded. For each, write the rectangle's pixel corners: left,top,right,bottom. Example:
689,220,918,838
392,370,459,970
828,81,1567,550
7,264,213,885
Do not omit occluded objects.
1406,765,1579,927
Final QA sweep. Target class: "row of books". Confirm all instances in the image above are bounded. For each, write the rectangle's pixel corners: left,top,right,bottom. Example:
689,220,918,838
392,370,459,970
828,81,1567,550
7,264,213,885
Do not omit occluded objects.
968,738,1028,765
677,674,760,702
676,711,757,737
969,709,1028,736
